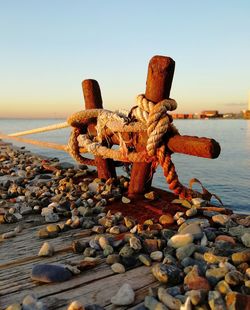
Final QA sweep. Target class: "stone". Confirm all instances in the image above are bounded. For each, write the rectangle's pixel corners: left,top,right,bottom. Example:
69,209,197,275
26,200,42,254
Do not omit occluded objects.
203,252,227,264
144,296,167,310
186,207,197,217
143,239,158,253
22,294,39,310
106,254,120,265
178,223,203,240
83,247,96,257
232,250,250,265
144,191,158,201
205,267,228,286
31,264,73,283
168,233,194,248
92,226,105,234
109,226,120,234
212,214,231,226
119,244,135,257
111,283,135,306
129,236,142,250
150,251,163,262
85,305,104,310
158,287,182,309
152,263,183,284
176,243,196,261
161,228,175,241
98,236,109,250
124,216,136,229
67,301,84,310
180,296,192,310
159,214,174,225
241,232,250,247
122,196,131,204
184,266,210,291
186,289,206,306
111,263,125,273
191,198,206,207
5,304,22,310
226,292,250,310
45,213,59,223
225,270,244,286
215,280,232,295
38,242,54,257
138,254,151,266
215,235,236,245
228,225,250,238
208,291,226,310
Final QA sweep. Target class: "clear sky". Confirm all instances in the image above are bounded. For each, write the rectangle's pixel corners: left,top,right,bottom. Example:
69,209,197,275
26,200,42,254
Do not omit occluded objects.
0,0,249,118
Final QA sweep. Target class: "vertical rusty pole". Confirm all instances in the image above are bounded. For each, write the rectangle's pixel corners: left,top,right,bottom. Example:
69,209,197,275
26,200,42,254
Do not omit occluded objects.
128,56,175,195
82,79,116,179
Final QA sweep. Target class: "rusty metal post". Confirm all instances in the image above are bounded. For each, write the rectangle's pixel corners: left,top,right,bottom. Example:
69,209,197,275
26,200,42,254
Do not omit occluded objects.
82,79,116,179
128,56,175,195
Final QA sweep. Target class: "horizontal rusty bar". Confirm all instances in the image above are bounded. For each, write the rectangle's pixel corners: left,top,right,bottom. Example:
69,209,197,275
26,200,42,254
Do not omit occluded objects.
86,125,221,159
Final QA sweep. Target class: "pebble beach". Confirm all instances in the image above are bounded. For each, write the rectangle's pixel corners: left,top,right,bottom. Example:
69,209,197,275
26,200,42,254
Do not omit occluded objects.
1,140,250,310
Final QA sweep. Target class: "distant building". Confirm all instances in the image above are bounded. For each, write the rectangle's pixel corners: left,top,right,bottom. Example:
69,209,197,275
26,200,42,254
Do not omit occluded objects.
200,110,222,118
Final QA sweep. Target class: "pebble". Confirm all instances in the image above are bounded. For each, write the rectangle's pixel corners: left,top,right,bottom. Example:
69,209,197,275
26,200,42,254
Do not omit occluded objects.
232,250,250,265
45,213,60,223
225,270,244,286
212,214,230,226
150,251,163,262
31,264,73,283
111,283,135,306
186,207,197,217
184,266,210,291
159,214,174,225
109,225,120,234
38,242,54,257
208,291,226,310
152,263,183,284
176,243,196,261
158,287,182,309
106,254,120,265
226,292,250,310
215,280,232,295
144,296,167,310
180,296,192,310
129,236,142,250
205,267,228,286
144,191,158,200
122,196,131,204
67,301,84,310
191,198,206,207
168,233,194,248
5,304,22,310
111,263,125,273
178,223,203,240
241,232,250,247
138,254,152,266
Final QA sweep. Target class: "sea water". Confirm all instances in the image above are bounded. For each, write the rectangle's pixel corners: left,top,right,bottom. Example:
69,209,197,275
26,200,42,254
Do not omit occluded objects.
0,119,249,214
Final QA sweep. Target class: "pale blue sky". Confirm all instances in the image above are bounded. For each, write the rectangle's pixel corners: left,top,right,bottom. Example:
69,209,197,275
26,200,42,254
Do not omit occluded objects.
0,0,249,117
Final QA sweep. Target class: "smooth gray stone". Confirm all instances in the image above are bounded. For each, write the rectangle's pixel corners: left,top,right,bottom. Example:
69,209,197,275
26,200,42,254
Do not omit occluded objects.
31,264,72,283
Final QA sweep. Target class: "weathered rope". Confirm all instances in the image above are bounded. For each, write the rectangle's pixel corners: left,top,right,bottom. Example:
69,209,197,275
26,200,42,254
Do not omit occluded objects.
8,122,69,137
0,94,215,201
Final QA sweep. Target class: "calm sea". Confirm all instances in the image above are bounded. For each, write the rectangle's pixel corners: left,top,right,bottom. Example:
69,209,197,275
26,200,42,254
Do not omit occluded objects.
0,119,249,214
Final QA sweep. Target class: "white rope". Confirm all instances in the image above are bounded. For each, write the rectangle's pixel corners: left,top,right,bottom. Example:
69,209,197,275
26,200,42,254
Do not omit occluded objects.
8,122,69,137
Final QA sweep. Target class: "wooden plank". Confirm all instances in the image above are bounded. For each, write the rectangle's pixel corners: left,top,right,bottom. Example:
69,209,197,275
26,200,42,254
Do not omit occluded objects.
40,265,156,309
